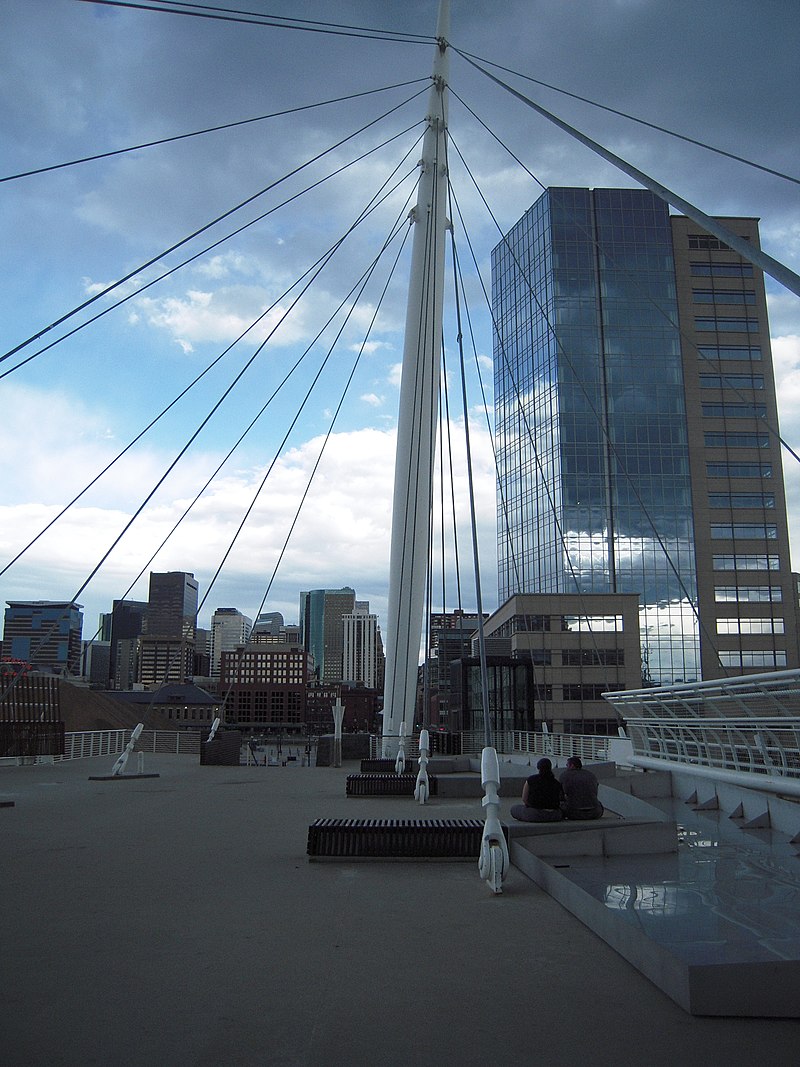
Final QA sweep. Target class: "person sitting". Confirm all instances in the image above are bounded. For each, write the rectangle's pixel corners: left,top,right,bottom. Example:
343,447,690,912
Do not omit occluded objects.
559,756,604,820
510,757,564,822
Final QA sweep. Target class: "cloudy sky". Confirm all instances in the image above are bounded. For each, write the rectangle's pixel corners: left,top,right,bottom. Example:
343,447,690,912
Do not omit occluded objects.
1,0,798,640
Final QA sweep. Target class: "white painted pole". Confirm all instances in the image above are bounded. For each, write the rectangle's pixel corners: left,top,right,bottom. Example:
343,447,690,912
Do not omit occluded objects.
332,699,345,768
111,723,144,777
415,726,431,803
395,720,407,774
382,0,450,758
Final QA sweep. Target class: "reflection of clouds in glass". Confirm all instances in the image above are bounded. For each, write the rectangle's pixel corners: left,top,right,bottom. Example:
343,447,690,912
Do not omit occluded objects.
560,528,700,684
604,883,687,917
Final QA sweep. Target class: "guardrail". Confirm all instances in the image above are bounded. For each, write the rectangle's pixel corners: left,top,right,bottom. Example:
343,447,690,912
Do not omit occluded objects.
371,730,626,764
1,729,202,765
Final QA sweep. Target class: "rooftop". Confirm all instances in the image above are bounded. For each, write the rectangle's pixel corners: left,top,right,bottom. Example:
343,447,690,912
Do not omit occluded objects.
2,753,798,1065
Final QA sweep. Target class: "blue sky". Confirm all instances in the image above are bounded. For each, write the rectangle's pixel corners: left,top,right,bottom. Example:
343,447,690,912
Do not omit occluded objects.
1,0,799,638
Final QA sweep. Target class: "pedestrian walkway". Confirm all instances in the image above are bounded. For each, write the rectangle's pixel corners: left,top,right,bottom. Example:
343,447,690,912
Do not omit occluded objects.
2,754,797,1066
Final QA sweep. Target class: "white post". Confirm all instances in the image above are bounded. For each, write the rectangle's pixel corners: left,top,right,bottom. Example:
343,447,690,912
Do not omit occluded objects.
395,720,407,775
382,0,450,757
110,723,144,777
332,699,345,768
478,747,509,894
414,727,430,803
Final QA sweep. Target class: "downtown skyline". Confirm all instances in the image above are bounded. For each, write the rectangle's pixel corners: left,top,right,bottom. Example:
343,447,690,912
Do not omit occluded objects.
2,0,798,642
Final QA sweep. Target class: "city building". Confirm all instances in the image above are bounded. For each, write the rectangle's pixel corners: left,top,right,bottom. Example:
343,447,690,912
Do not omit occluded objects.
251,622,302,646
138,572,199,689
209,608,252,678
110,682,222,729
220,641,310,734
108,599,147,690
342,603,382,689
2,601,84,675
0,667,63,757
425,611,488,727
299,587,356,683
81,640,111,687
671,213,796,677
305,681,381,734
447,655,533,737
193,627,211,679
492,187,797,685
252,611,284,637
481,592,642,734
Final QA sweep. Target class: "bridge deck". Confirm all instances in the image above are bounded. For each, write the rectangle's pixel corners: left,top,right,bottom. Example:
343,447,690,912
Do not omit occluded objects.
1,755,798,1064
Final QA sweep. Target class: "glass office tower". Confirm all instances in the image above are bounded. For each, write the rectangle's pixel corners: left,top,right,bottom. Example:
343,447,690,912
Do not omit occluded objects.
493,188,700,684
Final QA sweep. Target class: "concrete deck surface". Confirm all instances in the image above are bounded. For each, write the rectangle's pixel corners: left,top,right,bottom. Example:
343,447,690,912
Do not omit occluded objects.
2,754,798,1066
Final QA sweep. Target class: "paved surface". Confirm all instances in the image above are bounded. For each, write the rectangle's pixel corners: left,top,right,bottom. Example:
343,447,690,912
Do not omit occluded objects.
2,755,798,1066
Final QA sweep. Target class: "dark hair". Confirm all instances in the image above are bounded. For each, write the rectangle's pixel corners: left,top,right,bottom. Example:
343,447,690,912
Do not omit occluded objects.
567,756,583,769
536,757,553,773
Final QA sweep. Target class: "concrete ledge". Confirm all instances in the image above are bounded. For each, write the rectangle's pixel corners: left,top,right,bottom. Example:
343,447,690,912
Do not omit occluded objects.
87,774,161,781
510,840,800,1017
509,813,678,858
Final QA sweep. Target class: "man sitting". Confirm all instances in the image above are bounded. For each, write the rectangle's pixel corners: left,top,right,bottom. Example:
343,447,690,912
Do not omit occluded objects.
560,756,604,820
510,757,564,822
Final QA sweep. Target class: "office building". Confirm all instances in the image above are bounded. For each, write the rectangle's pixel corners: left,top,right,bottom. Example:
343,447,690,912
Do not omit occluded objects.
425,611,487,727
108,599,147,689
138,571,199,688
2,600,83,675
220,641,309,733
143,571,198,640
481,592,642,734
299,587,356,683
252,611,284,637
671,213,796,676
210,608,252,677
492,187,797,685
342,603,382,689
81,640,111,687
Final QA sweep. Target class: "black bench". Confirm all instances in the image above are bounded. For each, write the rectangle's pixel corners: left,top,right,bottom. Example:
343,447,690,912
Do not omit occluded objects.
360,758,406,772
345,773,439,797
307,818,506,859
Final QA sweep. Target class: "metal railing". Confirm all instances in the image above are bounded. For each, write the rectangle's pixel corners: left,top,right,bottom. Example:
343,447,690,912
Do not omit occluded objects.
372,730,623,764
0,729,203,765
604,672,800,796
621,716,800,780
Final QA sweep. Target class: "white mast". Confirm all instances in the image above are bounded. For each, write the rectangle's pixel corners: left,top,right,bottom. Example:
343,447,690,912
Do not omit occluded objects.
382,0,450,756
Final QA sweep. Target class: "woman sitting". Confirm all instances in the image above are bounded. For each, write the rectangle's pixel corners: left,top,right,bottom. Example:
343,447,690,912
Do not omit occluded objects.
510,757,564,822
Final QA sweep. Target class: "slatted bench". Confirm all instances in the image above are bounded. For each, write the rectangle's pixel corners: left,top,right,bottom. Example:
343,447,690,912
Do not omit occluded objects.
359,759,403,772
307,818,504,859
345,773,439,797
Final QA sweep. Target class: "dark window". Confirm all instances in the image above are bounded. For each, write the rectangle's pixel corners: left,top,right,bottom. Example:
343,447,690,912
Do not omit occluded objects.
707,463,772,478
698,345,761,361
710,524,778,540
562,684,618,700
695,317,759,332
693,289,755,305
708,493,775,509
704,432,769,448
561,648,625,666
700,374,764,389
691,262,753,277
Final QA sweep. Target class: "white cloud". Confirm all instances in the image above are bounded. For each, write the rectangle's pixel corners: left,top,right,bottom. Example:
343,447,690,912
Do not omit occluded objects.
0,392,497,637
352,340,393,355
359,392,384,407
134,286,309,350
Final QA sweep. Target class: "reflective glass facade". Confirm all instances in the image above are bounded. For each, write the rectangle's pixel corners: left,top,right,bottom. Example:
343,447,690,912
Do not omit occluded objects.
493,188,699,684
